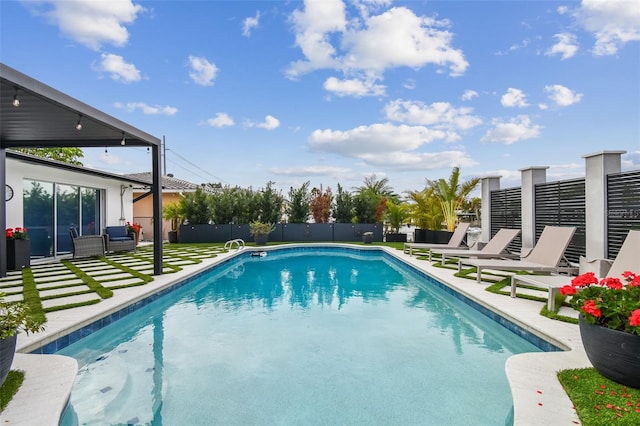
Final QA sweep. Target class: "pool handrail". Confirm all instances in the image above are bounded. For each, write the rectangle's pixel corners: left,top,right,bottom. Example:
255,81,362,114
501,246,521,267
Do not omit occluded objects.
224,238,245,251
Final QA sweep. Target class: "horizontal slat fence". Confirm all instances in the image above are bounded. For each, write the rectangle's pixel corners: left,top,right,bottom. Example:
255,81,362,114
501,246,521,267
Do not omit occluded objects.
490,187,522,253
606,170,640,259
534,178,586,263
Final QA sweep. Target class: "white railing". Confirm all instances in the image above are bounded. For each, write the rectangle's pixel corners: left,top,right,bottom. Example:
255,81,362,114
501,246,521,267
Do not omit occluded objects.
224,239,245,251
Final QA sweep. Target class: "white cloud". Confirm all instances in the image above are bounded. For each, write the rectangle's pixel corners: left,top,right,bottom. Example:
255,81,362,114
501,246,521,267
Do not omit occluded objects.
307,122,476,170
544,84,583,107
242,11,260,37
256,115,281,130
270,165,351,177
545,33,579,59
114,102,177,115
309,123,444,157
557,6,569,15
358,150,476,170
206,113,234,127
287,2,468,80
461,90,478,101
93,53,141,83
323,76,386,97
501,88,529,108
28,0,144,50
188,55,218,86
481,115,542,145
576,0,640,56
384,99,482,142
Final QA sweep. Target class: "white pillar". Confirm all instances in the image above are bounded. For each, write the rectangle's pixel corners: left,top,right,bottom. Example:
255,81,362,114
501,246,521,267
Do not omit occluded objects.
583,151,625,259
520,167,548,250
480,176,501,242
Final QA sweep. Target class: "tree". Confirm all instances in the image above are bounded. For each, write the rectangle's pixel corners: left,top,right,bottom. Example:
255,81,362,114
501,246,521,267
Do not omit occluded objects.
333,184,354,223
427,167,480,232
286,181,311,223
181,187,212,224
15,148,84,166
406,187,443,230
256,181,284,224
162,201,185,231
352,175,393,223
310,186,333,223
385,200,409,233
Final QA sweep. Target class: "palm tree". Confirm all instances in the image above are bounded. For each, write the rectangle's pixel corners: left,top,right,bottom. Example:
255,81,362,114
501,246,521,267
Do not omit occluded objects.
427,167,479,232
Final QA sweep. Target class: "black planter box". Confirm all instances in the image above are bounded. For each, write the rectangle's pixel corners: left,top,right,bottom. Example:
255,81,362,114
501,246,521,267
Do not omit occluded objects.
7,239,30,270
385,233,407,243
413,229,453,244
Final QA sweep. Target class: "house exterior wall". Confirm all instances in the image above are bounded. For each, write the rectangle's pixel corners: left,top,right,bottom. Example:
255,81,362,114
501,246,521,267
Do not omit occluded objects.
133,191,182,241
6,157,135,235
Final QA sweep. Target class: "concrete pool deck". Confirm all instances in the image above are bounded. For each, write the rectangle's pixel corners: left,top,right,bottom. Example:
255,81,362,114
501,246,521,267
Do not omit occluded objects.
0,244,588,425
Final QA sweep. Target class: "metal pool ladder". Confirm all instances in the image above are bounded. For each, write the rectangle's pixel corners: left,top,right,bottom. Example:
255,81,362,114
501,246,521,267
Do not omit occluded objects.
224,238,245,251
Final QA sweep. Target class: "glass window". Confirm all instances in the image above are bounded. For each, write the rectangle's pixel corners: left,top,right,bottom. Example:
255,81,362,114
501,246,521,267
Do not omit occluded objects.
23,180,54,258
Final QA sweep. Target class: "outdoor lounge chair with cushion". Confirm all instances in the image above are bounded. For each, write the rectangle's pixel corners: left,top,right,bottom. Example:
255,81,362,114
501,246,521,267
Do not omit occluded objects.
104,226,136,253
428,228,521,268
510,229,640,311
459,225,577,283
69,227,105,259
403,222,471,256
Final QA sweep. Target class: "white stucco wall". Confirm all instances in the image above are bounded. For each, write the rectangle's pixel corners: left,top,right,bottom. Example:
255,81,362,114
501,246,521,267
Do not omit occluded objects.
6,157,135,231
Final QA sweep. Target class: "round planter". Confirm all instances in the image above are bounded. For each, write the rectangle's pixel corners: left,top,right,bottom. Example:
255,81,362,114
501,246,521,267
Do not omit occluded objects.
579,315,640,388
0,333,18,387
254,234,268,246
362,234,373,244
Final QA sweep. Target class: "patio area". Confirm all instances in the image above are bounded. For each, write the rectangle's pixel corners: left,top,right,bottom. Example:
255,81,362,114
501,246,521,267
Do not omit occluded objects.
0,243,590,425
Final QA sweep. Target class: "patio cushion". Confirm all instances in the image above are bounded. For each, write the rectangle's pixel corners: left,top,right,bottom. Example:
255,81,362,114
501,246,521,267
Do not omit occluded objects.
105,226,131,240
106,226,131,241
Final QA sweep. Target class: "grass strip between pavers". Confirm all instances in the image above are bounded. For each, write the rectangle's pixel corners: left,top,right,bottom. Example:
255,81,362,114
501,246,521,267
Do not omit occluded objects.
61,260,113,299
19,269,46,326
558,368,640,425
45,299,101,313
100,256,157,282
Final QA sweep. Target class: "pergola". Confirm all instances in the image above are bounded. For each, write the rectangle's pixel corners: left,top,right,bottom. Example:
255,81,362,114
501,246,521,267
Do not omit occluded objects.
0,63,163,277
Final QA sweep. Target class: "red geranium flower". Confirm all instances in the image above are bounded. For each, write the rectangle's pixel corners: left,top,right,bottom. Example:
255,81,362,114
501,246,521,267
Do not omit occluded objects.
600,277,623,290
581,300,602,318
630,310,640,327
560,285,577,296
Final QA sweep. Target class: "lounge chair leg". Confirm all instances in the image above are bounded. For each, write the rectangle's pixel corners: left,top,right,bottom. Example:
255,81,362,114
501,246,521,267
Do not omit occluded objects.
548,288,559,311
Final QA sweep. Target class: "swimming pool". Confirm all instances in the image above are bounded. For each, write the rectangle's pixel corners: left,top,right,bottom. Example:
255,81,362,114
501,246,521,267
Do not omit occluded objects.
58,247,544,425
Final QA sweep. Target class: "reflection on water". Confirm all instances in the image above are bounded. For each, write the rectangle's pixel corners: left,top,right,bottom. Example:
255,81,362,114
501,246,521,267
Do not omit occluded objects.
59,248,538,426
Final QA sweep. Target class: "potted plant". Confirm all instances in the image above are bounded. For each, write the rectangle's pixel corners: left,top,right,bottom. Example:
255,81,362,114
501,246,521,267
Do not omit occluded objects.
5,227,30,270
406,188,444,243
1,292,45,387
384,201,408,242
249,221,275,246
162,201,185,243
559,271,640,388
427,167,479,232
125,222,142,244
362,231,374,244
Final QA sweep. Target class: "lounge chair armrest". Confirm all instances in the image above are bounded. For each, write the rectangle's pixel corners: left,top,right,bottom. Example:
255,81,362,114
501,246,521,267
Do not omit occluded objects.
579,256,613,277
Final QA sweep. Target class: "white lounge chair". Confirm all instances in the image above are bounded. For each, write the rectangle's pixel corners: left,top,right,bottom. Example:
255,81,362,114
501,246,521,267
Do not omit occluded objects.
510,229,640,310
428,228,521,269
459,225,577,283
404,223,470,256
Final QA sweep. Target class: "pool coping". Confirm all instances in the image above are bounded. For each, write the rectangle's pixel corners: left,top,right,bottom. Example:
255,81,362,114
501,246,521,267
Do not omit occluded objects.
1,244,586,425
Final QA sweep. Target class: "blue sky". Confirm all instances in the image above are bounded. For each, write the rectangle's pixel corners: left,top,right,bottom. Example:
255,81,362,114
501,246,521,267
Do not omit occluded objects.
1,0,639,196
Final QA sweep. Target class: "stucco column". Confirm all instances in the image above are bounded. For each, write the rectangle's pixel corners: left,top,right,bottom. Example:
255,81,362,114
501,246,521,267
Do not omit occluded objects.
583,150,625,259
520,167,548,250
480,176,501,242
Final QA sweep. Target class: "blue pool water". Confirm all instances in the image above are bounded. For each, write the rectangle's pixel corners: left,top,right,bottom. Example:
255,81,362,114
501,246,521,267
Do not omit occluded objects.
58,247,543,425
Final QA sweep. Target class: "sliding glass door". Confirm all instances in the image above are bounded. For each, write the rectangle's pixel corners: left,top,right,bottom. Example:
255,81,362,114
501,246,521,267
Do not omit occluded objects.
23,179,103,258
